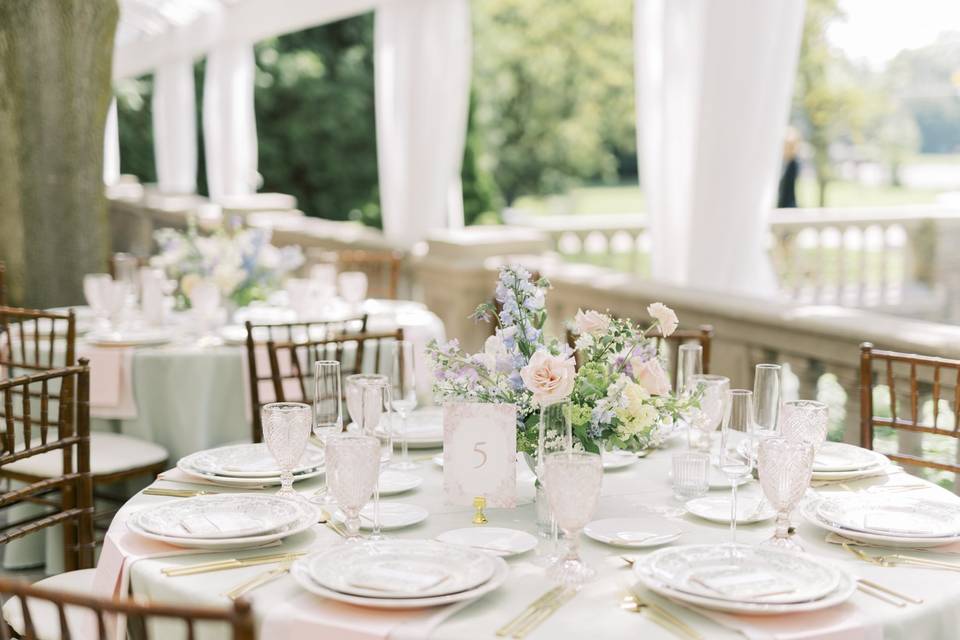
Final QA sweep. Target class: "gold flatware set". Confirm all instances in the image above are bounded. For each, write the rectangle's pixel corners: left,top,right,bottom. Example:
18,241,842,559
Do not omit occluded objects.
496,586,577,638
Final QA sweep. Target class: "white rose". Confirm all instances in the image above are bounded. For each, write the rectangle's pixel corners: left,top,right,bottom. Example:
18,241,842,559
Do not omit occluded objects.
574,309,611,336
519,350,577,406
647,302,678,337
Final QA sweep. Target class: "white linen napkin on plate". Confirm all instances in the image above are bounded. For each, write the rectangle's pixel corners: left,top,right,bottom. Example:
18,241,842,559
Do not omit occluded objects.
179,512,262,536
348,566,450,593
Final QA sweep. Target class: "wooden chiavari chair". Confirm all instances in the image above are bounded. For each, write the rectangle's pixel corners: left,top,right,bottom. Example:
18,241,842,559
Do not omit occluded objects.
244,316,368,442
336,250,403,300
860,342,960,475
566,323,714,377
265,329,404,405
0,577,255,640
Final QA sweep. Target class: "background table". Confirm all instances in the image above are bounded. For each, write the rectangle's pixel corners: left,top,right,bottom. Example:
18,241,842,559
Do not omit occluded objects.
107,433,960,640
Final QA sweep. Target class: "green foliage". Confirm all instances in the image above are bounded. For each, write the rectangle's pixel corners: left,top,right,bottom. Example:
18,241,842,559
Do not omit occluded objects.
116,76,156,184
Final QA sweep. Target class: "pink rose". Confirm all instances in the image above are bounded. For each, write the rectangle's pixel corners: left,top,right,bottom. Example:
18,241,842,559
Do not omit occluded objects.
520,351,577,405
631,357,671,396
574,308,611,336
647,302,678,337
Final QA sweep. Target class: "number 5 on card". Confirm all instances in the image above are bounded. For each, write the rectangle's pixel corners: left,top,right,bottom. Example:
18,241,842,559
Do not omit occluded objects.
442,403,517,508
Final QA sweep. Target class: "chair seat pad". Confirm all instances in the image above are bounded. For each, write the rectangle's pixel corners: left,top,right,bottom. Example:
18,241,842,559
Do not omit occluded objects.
4,432,168,478
2,569,96,640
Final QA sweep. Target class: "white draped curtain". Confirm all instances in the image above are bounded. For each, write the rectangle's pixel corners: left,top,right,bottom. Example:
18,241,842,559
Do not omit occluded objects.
103,98,120,186
374,0,472,247
203,42,258,202
635,0,806,295
152,60,198,194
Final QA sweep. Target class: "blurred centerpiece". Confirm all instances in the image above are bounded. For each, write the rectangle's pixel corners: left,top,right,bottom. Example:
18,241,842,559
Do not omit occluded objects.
150,220,304,309
427,265,698,458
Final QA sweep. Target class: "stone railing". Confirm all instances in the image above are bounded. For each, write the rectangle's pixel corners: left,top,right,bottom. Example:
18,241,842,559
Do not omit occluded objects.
504,205,960,322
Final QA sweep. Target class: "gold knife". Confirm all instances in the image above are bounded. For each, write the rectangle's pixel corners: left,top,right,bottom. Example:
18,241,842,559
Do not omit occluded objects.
512,588,576,638
495,587,564,637
163,552,305,577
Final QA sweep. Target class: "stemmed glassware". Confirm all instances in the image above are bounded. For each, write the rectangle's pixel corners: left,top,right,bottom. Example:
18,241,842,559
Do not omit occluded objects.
345,374,391,540
388,340,418,470
687,374,730,452
758,437,814,552
83,273,113,330
534,401,573,565
310,361,342,507
753,363,782,440
543,451,604,586
325,433,381,542
676,344,703,399
260,402,312,498
779,400,829,452
189,279,223,346
718,389,756,544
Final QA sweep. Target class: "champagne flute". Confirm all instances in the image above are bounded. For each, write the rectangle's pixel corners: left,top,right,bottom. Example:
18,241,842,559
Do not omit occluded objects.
543,451,604,585
753,363,782,440
310,361,342,507
346,374,390,540
260,402,312,498
534,401,573,566
325,434,380,542
388,340,418,470
718,389,756,545
83,273,112,330
676,343,703,399
688,374,729,453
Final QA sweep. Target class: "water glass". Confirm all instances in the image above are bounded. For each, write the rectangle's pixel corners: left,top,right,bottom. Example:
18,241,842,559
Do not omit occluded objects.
672,452,709,501
543,451,603,586
688,374,729,452
346,374,390,539
189,279,222,345
326,434,380,541
780,400,829,452
83,274,113,327
311,361,342,506
389,341,418,470
261,402,312,498
338,271,368,308
753,364,782,439
758,437,814,552
718,389,756,544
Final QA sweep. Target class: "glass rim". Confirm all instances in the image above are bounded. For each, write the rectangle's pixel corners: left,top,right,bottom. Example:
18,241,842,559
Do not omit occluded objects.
782,399,828,409
314,360,341,368
678,343,702,351
728,389,753,396
755,363,782,371
672,451,710,461
262,401,311,411
544,450,600,461
690,374,728,383
345,373,389,387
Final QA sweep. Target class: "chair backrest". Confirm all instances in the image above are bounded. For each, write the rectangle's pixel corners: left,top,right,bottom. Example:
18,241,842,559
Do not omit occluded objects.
336,250,403,300
0,576,255,640
0,362,93,571
0,306,76,375
244,316,367,441
860,342,960,475
265,329,404,405
566,324,714,378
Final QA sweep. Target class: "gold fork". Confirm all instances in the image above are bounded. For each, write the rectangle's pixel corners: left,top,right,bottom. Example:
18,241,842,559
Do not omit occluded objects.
495,587,565,637
163,552,305,577
844,543,960,572
621,594,702,640
224,559,295,600
511,588,577,638
143,488,221,498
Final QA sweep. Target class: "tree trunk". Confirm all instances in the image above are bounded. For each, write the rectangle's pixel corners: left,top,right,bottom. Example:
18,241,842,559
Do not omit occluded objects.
0,0,118,307
817,177,828,208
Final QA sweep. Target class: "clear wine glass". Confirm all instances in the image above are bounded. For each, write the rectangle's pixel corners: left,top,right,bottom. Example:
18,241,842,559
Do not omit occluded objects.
534,401,573,566
310,361,342,507
688,374,730,452
543,451,604,586
83,273,113,330
189,279,223,347
346,374,390,540
758,437,814,552
388,340,418,470
779,400,829,453
676,343,703,399
718,389,756,545
325,433,380,542
112,252,140,309
753,364,782,440
261,402,312,498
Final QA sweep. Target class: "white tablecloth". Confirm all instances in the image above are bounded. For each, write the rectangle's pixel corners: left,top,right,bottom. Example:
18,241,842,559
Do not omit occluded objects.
99,433,960,640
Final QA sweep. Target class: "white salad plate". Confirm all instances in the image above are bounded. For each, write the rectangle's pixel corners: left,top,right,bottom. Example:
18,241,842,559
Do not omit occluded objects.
86,327,174,347
337,503,429,531
667,466,751,490
602,450,638,471
182,443,324,478
378,471,423,495
128,497,317,550
816,495,960,538
176,458,324,487
584,518,682,548
435,527,538,557
307,540,496,599
685,496,775,524
812,442,886,472
801,499,960,548
378,411,444,449
134,494,302,539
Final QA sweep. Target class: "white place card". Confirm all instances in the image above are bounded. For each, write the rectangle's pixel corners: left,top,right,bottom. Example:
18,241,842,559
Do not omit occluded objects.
443,403,517,508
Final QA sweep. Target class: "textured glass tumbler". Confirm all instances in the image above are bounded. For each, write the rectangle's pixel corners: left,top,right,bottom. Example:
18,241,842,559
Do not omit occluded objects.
543,451,603,586
672,452,710,501
758,437,814,552
780,400,829,453
326,434,380,542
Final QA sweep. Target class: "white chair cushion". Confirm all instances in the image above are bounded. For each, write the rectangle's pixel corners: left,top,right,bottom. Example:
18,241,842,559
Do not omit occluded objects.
5,432,168,478
2,569,96,640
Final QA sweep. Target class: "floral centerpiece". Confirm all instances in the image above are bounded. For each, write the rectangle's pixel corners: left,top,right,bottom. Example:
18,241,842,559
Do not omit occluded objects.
150,219,304,308
427,265,698,458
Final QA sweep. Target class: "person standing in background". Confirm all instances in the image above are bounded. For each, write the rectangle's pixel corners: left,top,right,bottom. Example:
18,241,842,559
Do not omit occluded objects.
777,127,800,208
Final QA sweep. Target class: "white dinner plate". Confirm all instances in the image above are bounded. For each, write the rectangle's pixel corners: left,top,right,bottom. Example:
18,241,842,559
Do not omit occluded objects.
378,471,422,496
811,459,894,481
813,442,886,472
584,518,682,548
685,496,775,524
668,467,751,490
176,457,324,487
181,443,324,478
292,553,508,609
86,327,174,347
127,499,317,550
602,450,638,471
638,544,841,605
802,499,960,547
134,494,302,539
435,527,538,557
336,503,429,531
378,410,444,448
307,540,495,599
817,495,960,538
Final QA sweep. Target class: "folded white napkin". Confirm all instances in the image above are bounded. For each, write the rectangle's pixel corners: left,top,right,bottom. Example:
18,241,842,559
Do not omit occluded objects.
348,565,450,593
691,570,791,599
861,513,940,537
180,512,262,536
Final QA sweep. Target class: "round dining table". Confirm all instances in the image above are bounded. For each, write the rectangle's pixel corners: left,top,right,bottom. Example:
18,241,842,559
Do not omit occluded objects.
97,431,960,640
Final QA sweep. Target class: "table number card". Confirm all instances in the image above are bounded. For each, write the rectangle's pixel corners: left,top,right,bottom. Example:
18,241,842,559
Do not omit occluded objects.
443,402,517,508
